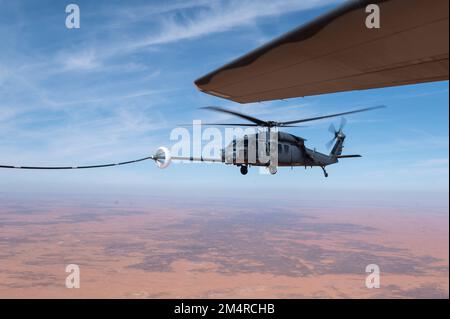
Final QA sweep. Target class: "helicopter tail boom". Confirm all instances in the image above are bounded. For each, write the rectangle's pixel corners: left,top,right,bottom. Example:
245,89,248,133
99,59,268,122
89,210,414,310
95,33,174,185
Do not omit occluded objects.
329,134,345,159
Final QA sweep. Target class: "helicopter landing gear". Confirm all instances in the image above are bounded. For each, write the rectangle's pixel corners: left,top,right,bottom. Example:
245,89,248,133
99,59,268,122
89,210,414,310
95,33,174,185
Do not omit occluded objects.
240,165,248,175
321,166,329,178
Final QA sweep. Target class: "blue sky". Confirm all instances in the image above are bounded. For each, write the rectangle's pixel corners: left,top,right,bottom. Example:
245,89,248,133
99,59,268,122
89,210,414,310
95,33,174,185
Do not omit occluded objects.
0,0,448,205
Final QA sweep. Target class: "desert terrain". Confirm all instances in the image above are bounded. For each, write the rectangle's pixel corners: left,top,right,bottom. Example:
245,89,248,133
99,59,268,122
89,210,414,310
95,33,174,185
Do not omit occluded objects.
0,194,448,298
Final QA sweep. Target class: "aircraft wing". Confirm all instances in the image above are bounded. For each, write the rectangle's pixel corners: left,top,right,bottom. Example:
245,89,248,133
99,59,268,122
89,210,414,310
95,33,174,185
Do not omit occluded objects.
194,0,449,103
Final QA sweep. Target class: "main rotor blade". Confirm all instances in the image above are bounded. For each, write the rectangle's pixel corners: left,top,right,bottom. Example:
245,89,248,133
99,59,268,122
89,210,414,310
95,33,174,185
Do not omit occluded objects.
280,125,308,128
179,123,258,127
201,106,269,126
280,105,386,125
179,123,306,128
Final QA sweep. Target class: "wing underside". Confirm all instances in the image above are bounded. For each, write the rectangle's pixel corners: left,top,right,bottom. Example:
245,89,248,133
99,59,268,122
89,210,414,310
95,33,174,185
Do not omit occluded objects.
195,0,449,103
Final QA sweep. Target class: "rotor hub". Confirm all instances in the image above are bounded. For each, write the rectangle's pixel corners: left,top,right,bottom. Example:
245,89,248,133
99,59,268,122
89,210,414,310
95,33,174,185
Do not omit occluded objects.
337,131,345,139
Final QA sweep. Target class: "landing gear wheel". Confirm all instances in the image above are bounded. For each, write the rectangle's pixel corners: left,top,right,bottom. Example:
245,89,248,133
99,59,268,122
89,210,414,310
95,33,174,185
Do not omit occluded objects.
240,166,248,175
321,166,329,178
268,166,277,175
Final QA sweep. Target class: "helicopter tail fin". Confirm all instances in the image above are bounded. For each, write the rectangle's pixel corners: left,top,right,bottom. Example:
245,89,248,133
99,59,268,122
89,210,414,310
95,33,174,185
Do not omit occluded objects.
329,134,345,159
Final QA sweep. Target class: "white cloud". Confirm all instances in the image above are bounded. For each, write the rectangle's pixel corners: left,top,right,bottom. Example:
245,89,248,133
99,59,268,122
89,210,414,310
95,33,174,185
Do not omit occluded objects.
59,50,100,71
104,0,213,24
126,0,338,50
2,0,340,78
60,0,339,62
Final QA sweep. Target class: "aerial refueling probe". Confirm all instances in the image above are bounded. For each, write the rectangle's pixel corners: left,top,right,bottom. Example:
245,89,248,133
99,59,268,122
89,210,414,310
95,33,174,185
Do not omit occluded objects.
0,147,173,170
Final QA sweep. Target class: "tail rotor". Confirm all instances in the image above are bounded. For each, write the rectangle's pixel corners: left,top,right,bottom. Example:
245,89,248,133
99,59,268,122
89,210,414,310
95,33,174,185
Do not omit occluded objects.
326,117,347,149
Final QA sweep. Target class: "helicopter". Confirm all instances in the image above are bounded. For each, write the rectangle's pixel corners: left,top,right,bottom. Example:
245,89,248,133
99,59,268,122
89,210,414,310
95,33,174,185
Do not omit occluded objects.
0,105,385,177
153,105,386,177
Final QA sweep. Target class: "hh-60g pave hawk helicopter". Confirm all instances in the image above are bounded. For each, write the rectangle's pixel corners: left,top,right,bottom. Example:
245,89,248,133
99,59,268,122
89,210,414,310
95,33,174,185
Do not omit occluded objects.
0,105,385,177
154,105,386,177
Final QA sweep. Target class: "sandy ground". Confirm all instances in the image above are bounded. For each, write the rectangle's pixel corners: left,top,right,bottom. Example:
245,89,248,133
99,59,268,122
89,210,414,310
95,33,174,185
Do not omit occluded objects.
0,196,447,298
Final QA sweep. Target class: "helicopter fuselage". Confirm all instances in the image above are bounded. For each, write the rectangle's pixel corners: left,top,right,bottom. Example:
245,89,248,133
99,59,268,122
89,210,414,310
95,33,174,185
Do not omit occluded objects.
222,131,339,168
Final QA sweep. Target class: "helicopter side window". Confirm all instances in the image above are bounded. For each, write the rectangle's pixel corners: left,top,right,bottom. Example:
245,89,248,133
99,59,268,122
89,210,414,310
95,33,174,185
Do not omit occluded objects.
284,145,289,153
278,143,282,154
